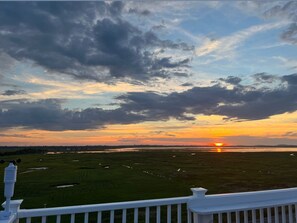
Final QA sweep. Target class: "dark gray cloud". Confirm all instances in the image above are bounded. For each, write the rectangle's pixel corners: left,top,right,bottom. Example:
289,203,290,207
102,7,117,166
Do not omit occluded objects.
128,8,151,16
118,73,297,121
264,1,297,45
0,99,148,131
282,23,297,45
219,76,242,85
0,2,193,83
1,90,26,96
264,1,297,20
181,82,193,87
1,73,296,131
253,73,279,83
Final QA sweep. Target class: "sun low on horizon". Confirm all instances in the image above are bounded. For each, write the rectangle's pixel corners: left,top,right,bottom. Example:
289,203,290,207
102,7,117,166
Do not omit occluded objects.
0,1,296,147
214,143,224,147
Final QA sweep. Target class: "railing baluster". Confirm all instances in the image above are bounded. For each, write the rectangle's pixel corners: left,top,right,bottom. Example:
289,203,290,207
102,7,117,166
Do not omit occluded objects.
187,209,192,223
110,210,115,223
235,211,240,223
260,209,264,223
156,206,161,223
244,210,248,223
218,213,222,223
70,214,75,223
294,204,297,223
177,204,182,223
134,208,138,223
227,212,231,223
97,211,102,223
56,215,61,223
267,208,271,223
26,217,31,223
289,205,293,223
252,210,256,223
122,209,127,223
41,216,46,223
167,205,171,223
282,206,286,223
275,207,279,223
145,207,150,223
84,212,89,223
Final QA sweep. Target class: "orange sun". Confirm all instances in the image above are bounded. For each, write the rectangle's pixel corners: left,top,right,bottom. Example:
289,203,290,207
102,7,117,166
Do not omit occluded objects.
214,142,224,147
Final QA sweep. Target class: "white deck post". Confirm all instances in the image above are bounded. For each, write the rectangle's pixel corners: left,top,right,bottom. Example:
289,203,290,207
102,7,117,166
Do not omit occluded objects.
0,162,22,223
190,188,213,223
1,200,23,223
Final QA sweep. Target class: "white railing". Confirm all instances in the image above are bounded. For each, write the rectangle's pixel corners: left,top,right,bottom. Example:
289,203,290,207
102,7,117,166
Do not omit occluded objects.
1,163,297,223
17,196,190,223
188,187,297,223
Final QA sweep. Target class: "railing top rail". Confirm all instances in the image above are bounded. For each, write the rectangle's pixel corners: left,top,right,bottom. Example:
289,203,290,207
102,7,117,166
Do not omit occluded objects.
206,187,297,198
191,197,297,214
18,196,189,218
189,187,297,214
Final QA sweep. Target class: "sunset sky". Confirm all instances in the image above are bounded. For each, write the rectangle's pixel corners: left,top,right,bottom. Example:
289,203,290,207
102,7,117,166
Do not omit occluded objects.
0,1,296,146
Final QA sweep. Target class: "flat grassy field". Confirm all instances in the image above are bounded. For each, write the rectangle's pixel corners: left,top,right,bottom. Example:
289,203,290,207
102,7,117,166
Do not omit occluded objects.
1,150,297,209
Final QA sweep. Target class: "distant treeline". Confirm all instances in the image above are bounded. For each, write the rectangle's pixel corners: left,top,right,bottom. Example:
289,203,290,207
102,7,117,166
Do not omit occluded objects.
0,148,46,156
0,145,192,156
0,145,142,156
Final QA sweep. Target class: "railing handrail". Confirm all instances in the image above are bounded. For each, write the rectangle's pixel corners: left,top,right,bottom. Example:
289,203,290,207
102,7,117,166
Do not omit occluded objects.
17,196,190,218
189,187,297,214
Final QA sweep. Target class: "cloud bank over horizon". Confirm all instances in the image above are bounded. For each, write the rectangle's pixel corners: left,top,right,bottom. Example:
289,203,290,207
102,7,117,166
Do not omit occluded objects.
1,73,296,131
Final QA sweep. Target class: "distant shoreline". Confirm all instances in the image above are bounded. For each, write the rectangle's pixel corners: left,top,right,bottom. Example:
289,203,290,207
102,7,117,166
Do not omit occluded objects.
1,144,297,150
1,144,297,156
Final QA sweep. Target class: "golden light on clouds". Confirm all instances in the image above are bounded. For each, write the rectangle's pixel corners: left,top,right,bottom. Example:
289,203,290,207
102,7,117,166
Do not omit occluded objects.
0,111,296,146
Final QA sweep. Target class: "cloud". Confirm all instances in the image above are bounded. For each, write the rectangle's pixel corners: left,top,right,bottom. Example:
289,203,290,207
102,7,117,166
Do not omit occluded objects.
181,82,193,87
128,8,151,16
263,1,297,20
1,90,26,96
281,23,297,45
273,56,297,71
283,131,297,137
118,73,297,121
0,73,296,131
252,73,280,83
0,133,34,138
117,136,212,144
219,76,242,85
0,2,193,83
195,22,287,61
225,135,297,146
118,135,297,146
263,1,297,45
0,99,149,131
